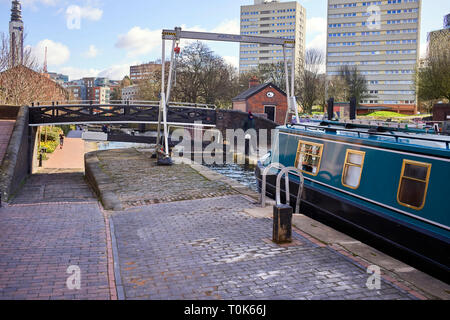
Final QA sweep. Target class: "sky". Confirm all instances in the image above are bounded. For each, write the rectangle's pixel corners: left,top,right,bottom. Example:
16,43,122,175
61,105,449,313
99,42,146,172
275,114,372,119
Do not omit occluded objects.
0,0,449,81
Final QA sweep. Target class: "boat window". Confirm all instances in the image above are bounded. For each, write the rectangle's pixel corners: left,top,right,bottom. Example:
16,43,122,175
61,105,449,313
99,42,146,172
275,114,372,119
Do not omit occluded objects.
342,150,365,189
397,160,431,210
294,141,324,176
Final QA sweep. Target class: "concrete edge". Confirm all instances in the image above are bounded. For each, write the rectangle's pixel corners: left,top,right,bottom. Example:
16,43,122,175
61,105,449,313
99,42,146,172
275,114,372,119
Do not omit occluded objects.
187,160,449,300
0,106,29,202
109,217,125,300
84,151,123,211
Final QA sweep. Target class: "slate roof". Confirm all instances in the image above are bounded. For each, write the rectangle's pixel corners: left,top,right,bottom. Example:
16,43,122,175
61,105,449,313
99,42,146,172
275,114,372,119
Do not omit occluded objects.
232,82,286,102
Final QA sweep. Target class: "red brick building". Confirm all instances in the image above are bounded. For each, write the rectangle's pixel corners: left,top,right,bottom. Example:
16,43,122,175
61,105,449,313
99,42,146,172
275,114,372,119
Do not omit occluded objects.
232,78,288,125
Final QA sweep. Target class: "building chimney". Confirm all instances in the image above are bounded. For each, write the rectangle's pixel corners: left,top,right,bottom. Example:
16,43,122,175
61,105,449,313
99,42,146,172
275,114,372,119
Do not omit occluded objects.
249,76,260,88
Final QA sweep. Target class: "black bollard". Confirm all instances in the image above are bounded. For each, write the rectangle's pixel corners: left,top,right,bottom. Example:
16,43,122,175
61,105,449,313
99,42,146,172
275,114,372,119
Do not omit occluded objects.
273,204,293,244
39,153,43,167
327,98,334,121
350,97,357,120
245,137,250,165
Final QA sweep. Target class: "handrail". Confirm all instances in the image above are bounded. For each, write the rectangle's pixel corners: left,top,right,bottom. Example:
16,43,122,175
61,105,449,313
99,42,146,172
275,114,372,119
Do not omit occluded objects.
276,167,304,214
30,101,217,110
287,123,450,150
261,163,285,208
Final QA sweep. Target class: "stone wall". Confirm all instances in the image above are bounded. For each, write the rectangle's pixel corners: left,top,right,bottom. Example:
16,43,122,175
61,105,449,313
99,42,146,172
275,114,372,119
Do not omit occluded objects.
215,109,278,145
0,106,37,202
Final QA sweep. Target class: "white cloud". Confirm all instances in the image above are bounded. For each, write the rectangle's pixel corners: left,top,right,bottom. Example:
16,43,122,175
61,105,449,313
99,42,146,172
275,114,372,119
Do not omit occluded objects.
420,42,427,59
306,17,327,55
58,66,100,81
307,17,327,34
223,56,239,69
98,64,131,80
65,5,103,30
307,33,327,52
28,39,70,67
211,19,240,34
115,19,241,58
57,63,133,81
115,27,162,58
84,45,99,58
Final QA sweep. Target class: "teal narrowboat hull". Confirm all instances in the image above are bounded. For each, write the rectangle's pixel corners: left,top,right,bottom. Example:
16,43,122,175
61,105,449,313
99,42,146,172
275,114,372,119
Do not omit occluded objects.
257,123,450,281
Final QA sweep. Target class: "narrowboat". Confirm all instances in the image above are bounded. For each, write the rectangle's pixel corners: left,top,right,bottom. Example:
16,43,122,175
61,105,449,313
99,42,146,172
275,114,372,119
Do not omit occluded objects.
256,120,450,280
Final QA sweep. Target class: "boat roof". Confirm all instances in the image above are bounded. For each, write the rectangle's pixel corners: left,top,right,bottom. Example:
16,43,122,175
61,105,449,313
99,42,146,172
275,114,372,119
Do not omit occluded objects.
278,120,450,158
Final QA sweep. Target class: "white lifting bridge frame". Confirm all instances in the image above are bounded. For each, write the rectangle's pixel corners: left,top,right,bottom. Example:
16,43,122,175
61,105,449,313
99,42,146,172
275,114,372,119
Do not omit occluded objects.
157,27,300,158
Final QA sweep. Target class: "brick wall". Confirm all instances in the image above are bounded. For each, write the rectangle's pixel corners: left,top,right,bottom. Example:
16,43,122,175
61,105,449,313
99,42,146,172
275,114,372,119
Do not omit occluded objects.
433,104,450,122
246,86,288,125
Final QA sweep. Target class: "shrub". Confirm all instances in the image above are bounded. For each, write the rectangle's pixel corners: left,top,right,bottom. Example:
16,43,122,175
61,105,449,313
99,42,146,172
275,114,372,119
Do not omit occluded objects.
40,127,63,142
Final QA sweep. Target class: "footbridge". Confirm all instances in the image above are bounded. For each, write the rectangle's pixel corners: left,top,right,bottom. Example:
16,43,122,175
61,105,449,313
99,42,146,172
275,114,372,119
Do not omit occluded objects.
28,102,217,127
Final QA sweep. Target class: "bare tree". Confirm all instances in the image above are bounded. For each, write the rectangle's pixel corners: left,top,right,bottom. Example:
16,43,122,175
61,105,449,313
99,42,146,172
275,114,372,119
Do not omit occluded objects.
0,32,39,72
172,42,236,106
257,62,286,91
338,65,372,105
327,76,348,102
296,48,325,114
0,32,68,106
416,31,450,105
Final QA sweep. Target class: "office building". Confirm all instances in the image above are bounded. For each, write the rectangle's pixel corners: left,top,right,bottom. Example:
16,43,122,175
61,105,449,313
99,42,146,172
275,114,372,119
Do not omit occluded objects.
93,86,111,104
47,72,69,85
326,0,422,114
122,85,140,104
239,0,306,73
130,62,163,82
427,15,450,60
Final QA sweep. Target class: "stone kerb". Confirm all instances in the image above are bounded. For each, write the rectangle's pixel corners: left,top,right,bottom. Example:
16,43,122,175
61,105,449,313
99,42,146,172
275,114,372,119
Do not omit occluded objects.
84,151,123,211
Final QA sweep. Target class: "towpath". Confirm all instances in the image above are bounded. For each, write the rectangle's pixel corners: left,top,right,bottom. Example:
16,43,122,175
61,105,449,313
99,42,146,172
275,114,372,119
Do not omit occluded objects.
0,146,448,300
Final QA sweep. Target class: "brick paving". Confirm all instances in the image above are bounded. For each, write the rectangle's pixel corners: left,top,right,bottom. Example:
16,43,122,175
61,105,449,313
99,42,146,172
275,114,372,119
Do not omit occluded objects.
0,202,110,300
0,148,429,300
43,136,86,170
11,169,97,205
111,195,416,300
95,149,237,208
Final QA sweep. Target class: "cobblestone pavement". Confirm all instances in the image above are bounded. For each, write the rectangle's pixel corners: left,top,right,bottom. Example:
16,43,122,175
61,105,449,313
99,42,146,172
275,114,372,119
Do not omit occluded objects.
111,195,416,300
11,169,97,205
95,149,237,208
0,202,110,300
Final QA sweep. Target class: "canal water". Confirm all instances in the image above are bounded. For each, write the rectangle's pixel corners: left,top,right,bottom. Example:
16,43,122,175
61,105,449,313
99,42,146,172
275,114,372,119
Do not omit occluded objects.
204,163,258,192
94,141,259,192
